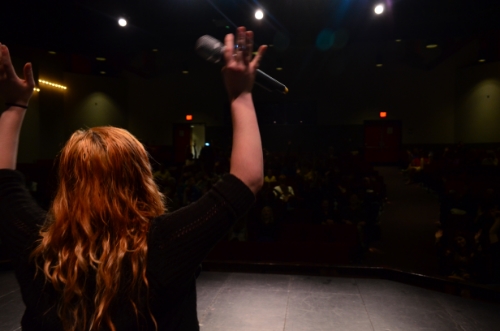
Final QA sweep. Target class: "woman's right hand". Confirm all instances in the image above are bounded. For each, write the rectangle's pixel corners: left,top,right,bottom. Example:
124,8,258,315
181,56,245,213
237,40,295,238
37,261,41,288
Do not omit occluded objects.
222,27,266,100
0,43,35,106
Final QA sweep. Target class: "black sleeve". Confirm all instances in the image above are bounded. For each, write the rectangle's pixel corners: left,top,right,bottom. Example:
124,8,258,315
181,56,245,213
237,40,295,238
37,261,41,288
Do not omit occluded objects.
0,169,46,261
147,174,254,288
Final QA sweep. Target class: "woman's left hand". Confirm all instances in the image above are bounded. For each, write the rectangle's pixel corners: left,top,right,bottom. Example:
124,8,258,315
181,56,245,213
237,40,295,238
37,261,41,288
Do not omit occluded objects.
222,26,267,100
0,43,35,106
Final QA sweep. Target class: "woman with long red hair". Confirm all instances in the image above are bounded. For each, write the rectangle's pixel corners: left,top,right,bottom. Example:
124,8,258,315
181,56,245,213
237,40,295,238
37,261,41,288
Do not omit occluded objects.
0,27,265,331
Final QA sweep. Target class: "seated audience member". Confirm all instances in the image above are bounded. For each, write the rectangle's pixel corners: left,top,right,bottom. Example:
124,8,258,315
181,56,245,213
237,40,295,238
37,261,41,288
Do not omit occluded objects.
446,235,476,281
481,150,498,166
273,175,295,203
199,143,217,175
153,163,172,190
194,171,211,196
489,216,500,282
341,193,368,246
312,198,338,225
473,201,498,250
228,216,248,242
341,193,365,225
256,206,278,242
264,168,277,184
182,175,202,206
162,185,180,211
404,151,430,184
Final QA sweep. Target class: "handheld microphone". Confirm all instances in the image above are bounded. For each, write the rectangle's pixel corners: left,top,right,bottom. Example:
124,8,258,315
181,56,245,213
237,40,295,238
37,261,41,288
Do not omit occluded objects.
195,35,289,95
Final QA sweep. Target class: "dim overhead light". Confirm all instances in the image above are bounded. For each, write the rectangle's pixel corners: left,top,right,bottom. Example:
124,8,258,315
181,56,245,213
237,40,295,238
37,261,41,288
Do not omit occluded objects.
395,39,402,43
48,51,57,55
479,59,486,63
426,44,438,49
96,57,106,61
376,63,383,67
276,67,283,71
100,71,106,75
182,70,189,74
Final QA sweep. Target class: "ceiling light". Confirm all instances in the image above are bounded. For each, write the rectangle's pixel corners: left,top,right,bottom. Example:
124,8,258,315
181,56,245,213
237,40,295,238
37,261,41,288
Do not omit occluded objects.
395,39,402,43
276,67,283,71
96,57,106,61
255,9,264,20
118,18,127,27
100,71,106,75
374,4,384,15
479,59,486,63
376,64,383,67
426,44,438,49
48,51,56,55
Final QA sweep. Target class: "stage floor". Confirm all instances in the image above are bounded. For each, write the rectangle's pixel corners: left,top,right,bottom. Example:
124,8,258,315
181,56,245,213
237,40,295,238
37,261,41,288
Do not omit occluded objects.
1,270,499,331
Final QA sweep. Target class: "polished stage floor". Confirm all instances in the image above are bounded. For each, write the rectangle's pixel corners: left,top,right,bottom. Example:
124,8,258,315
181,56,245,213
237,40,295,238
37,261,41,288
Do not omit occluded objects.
1,270,499,331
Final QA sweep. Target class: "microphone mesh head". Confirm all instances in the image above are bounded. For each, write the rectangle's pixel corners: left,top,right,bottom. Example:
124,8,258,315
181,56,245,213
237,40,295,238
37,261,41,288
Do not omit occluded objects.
195,35,224,64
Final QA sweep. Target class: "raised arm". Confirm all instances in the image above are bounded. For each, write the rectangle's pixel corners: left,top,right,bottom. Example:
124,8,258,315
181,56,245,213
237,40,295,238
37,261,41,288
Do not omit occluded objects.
222,27,266,195
0,43,35,169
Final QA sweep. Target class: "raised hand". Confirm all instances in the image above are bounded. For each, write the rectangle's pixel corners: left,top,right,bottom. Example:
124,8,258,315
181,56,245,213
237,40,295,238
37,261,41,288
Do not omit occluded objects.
0,43,35,107
222,26,267,100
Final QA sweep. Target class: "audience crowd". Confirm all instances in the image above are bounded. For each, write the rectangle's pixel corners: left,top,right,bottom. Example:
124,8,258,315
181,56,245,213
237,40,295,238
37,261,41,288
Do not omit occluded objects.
402,145,500,284
149,144,387,264
13,140,500,285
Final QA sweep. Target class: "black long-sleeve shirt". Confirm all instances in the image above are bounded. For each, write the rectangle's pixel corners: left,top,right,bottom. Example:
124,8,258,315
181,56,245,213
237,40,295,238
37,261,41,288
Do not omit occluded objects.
0,169,254,330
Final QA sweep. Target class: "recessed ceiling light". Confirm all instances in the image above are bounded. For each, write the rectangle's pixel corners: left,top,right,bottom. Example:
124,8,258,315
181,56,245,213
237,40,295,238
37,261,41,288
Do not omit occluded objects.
374,4,385,15
255,9,264,20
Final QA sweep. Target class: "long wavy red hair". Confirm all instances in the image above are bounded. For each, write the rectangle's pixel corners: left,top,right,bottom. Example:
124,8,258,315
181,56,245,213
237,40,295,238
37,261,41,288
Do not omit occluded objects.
32,127,165,331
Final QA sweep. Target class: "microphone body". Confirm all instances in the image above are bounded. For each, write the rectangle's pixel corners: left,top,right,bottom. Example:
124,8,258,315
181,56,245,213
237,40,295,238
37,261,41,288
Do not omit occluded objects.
195,35,288,95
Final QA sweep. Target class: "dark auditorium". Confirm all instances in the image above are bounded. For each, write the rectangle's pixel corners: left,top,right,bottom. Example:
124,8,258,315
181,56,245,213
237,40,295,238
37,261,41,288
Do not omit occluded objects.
1,1,500,330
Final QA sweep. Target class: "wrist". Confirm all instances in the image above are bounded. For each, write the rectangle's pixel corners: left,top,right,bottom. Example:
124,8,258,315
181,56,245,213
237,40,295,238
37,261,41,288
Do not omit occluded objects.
5,102,29,110
230,91,253,104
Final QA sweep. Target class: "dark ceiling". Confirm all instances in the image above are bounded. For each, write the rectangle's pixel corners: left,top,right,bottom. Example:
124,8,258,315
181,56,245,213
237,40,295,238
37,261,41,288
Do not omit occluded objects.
1,0,499,75
2,0,499,52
